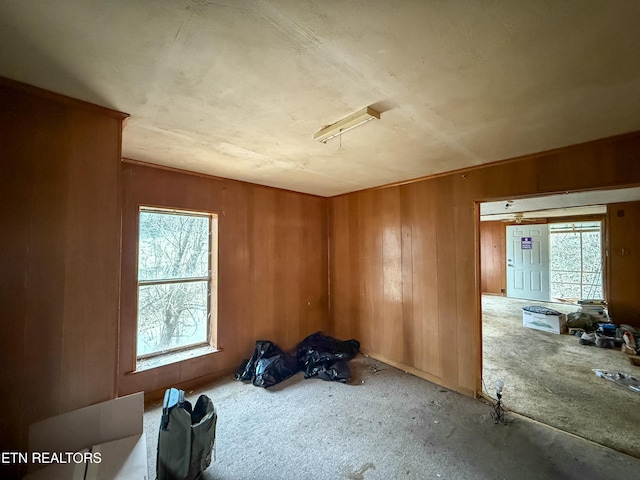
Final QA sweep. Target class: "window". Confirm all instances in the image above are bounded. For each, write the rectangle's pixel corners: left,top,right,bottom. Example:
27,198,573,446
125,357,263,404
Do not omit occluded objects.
136,207,218,360
549,221,603,300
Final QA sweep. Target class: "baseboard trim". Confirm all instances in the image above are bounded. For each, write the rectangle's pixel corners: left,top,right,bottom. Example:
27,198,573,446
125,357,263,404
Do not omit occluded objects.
142,367,237,405
362,351,476,398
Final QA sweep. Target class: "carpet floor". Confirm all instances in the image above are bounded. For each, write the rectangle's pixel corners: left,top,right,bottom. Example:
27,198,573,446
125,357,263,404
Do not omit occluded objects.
482,294,640,459
144,355,640,479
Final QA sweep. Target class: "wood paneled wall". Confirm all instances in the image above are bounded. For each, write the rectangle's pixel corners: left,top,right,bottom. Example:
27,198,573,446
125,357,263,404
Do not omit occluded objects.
0,79,125,478
480,221,506,294
328,132,640,396
607,201,640,327
118,162,328,396
0,78,328,479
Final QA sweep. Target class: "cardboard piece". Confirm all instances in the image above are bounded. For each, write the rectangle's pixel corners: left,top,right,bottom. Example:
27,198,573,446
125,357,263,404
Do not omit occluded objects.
24,392,147,480
86,434,148,480
22,451,87,480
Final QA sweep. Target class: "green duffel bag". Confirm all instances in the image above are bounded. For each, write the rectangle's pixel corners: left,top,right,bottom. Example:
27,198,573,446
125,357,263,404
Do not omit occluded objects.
157,388,217,480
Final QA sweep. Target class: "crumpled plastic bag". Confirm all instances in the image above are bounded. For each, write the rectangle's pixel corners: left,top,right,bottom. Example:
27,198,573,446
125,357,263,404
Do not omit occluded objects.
566,312,597,331
254,352,299,388
235,332,361,387
235,340,299,388
296,332,360,383
593,369,640,393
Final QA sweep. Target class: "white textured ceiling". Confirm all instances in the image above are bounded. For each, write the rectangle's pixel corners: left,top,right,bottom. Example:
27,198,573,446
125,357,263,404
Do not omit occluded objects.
1,1,640,196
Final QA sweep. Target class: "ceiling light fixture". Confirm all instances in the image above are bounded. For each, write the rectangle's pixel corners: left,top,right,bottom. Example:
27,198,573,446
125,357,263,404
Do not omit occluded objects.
314,106,380,143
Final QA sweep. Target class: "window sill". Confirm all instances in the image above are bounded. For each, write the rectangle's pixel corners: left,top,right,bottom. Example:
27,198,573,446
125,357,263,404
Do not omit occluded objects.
133,345,220,373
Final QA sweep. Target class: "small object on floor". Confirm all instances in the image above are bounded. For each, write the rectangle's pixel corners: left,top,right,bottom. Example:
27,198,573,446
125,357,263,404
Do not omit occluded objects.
622,331,637,356
579,331,595,345
296,331,360,383
595,333,614,348
566,311,596,331
490,379,508,425
235,340,299,388
620,324,638,333
157,388,217,480
236,333,361,387
522,306,566,334
596,322,617,337
593,369,640,393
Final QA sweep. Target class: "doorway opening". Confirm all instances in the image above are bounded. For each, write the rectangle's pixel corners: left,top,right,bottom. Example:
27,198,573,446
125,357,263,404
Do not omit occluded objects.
478,187,640,458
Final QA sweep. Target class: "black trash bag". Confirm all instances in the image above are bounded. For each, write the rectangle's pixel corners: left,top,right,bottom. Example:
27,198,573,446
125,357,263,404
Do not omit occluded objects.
235,358,251,381
235,340,299,388
315,359,352,383
296,332,360,383
235,340,280,382
254,352,299,388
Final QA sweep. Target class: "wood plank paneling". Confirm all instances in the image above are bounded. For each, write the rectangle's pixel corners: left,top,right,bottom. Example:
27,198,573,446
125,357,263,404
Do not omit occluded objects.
251,187,277,342
410,182,440,377
219,182,252,358
328,195,358,340
434,176,458,383
360,190,382,354
480,221,506,294
21,101,69,429
117,163,328,396
302,193,329,340
453,187,479,392
399,184,415,367
60,109,123,411
0,90,32,476
328,131,640,396
380,187,403,361
607,201,640,327
0,78,125,479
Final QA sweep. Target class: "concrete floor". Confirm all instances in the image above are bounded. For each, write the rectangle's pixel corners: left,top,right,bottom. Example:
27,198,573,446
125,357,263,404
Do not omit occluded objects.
144,355,640,479
482,295,640,458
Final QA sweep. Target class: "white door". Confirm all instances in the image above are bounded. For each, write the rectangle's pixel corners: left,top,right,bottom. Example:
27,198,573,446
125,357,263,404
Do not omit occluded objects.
506,224,550,301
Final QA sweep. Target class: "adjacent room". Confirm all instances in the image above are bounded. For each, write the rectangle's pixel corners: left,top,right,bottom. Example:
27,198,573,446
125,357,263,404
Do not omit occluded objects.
480,189,640,458
2,1,640,479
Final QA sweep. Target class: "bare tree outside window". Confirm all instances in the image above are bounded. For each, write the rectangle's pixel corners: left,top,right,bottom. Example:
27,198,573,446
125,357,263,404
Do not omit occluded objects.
136,208,217,358
549,221,603,301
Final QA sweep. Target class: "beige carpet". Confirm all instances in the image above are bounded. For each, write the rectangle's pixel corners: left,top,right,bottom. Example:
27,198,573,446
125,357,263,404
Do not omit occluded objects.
144,355,640,479
482,294,640,458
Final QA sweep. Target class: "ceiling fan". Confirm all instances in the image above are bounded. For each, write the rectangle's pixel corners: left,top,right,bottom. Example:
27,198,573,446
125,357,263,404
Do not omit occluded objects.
500,212,544,224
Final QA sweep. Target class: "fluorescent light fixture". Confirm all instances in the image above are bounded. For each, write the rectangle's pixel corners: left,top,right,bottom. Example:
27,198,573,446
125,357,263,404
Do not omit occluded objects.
314,106,380,143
